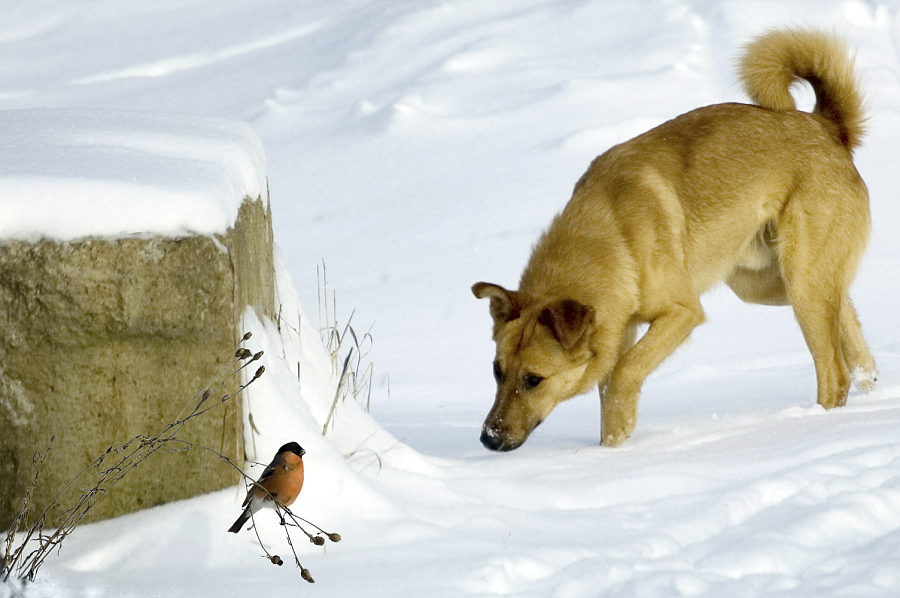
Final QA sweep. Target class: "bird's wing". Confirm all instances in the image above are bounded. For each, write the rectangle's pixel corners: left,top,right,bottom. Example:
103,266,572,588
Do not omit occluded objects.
257,461,278,485
241,460,279,507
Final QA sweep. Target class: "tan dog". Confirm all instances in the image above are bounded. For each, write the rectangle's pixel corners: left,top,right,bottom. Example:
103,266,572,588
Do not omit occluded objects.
473,29,877,451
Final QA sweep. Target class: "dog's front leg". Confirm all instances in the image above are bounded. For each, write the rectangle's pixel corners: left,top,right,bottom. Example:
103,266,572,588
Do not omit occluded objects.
601,301,704,446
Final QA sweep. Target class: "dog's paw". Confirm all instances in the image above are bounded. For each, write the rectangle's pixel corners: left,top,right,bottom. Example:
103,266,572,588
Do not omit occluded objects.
601,418,635,447
601,432,628,447
851,366,877,393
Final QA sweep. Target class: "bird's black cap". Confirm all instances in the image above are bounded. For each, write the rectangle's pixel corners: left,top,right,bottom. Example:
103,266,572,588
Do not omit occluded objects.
278,441,305,457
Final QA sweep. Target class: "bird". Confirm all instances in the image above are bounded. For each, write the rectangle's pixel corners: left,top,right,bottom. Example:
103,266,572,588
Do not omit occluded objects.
228,441,306,533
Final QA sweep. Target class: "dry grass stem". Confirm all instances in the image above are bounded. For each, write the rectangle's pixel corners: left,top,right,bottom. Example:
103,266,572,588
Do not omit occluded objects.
242,494,342,584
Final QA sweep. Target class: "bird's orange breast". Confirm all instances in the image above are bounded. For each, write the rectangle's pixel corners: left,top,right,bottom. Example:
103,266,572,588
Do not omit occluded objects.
262,454,304,507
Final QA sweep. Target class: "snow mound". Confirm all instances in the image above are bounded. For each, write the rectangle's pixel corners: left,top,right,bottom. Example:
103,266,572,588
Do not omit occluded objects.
0,108,267,241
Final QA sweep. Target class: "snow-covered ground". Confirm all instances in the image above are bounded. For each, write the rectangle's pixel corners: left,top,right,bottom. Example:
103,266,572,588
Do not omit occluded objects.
3,1,900,596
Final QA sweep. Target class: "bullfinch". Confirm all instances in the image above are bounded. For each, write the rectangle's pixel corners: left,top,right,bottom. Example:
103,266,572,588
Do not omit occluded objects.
228,441,306,533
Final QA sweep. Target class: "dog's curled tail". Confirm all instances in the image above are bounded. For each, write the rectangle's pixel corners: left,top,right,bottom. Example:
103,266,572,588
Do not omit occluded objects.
740,29,865,151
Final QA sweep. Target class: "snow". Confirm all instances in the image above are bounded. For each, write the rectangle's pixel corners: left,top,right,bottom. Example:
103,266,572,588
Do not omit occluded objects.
0,109,267,240
3,0,900,596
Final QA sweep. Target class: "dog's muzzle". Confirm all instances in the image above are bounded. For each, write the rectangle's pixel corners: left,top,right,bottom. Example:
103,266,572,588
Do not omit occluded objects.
480,425,507,451
480,423,530,451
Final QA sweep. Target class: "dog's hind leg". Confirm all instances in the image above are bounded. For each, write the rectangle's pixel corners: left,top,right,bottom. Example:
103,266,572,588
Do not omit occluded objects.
790,289,851,409
728,258,876,396
779,216,862,409
840,294,877,392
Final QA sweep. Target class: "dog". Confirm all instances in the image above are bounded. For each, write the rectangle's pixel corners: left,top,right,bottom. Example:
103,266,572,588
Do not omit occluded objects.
473,29,876,451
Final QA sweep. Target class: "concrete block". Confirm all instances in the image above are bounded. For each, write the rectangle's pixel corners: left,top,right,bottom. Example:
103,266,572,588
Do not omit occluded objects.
0,197,274,527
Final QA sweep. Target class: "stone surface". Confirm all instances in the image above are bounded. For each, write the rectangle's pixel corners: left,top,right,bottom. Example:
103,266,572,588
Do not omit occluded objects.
0,197,274,528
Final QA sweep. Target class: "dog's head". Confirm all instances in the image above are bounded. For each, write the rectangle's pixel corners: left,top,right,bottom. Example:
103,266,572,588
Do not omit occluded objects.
472,282,596,451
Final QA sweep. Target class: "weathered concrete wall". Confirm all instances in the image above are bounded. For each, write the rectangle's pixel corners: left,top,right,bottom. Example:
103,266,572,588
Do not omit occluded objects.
0,197,274,528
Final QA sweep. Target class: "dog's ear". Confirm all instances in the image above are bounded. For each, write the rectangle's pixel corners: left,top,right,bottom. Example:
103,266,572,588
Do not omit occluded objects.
472,282,521,323
538,299,594,350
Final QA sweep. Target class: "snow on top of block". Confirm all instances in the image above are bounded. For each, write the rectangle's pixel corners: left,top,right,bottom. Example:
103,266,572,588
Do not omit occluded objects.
0,108,267,241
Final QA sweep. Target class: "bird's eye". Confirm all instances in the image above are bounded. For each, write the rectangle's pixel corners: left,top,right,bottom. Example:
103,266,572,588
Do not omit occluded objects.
492,360,503,382
523,373,544,390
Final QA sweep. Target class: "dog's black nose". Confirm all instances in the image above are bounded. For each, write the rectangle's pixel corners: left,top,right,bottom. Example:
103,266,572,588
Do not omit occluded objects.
480,427,506,451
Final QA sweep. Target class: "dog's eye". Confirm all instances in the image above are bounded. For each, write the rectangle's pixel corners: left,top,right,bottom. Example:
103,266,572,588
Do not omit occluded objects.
492,360,503,382
523,373,544,390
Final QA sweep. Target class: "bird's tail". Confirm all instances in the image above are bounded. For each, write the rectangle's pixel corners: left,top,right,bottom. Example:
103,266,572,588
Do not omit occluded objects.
227,510,251,533
740,29,865,151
